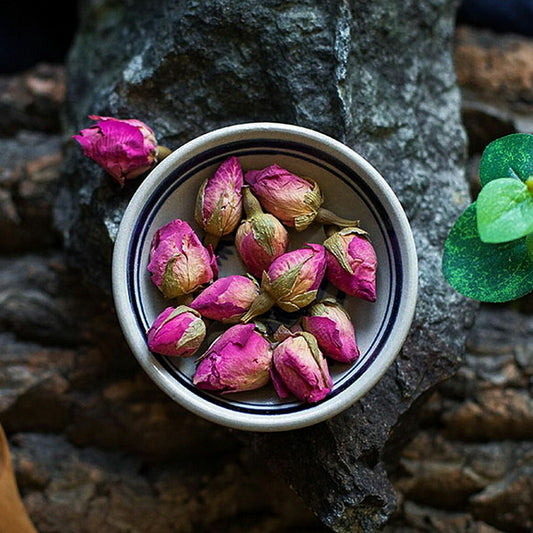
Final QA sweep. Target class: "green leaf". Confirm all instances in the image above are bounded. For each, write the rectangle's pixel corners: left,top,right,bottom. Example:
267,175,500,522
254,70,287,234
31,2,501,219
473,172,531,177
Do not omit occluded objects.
442,203,533,302
479,133,533,187
526,233,533,261
476,177,533,243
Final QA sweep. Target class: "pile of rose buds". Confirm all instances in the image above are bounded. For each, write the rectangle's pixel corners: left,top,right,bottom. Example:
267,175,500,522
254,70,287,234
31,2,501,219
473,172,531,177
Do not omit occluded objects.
146,156,378,404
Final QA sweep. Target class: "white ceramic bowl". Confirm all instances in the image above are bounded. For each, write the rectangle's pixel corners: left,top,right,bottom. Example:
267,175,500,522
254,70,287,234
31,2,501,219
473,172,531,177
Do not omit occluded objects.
112,122,418,432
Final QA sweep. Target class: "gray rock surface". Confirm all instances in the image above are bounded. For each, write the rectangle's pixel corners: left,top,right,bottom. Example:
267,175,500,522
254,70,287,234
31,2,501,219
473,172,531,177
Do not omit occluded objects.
56,1,477,530
389,305,533,532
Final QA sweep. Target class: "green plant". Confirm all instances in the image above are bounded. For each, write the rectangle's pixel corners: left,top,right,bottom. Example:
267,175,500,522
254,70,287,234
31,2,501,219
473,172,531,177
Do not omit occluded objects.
442,133,533,303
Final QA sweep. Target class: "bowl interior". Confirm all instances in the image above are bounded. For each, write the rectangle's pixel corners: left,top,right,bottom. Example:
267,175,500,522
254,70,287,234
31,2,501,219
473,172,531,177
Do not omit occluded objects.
114,125,417,431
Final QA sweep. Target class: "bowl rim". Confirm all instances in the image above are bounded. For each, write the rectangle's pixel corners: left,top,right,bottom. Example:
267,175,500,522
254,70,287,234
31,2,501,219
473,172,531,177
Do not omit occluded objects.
112,121,418,432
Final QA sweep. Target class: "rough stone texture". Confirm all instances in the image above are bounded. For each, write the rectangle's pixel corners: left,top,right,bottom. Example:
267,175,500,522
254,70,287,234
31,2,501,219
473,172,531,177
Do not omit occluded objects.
0,131,63,253
455,26,533,109
0,64,65,135
10,432,329,533
386,306,533,533
55,1,476,531
454,25,533,156
390,24,533,521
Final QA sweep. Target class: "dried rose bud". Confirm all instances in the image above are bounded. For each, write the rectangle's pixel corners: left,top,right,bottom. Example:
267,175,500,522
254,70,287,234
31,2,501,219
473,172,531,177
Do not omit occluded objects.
244,164,321,230
195,156,243,247
302,299,360,363
147,305,206,357
235,187,289,278
190,274,260,323
72,115,169,187
241,243,327,322
270,331,332,403
245,164,358,231
193,323,273,394
147,219,218,299
324,227,377,302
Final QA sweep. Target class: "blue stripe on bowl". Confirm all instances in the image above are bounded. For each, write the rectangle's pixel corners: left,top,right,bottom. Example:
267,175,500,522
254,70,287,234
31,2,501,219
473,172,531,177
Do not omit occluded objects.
126,139,402,415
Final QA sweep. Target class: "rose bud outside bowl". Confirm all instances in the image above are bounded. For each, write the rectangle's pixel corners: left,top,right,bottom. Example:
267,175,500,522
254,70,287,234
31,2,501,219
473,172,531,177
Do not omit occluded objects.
73,115,162,187
112,122,418,431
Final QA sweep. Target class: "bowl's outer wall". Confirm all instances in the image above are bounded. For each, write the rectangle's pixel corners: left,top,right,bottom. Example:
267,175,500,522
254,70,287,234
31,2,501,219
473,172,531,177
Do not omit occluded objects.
112,123,418,431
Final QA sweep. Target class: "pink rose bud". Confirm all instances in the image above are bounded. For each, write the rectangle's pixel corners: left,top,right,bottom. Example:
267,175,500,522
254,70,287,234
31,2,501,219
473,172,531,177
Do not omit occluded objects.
195,156,243,247
244,164,322,230
235,187,290,278
147,219,218,299
193,323,273,394
245,164,358,231
190,274,260,323
72,115,166,187
270,331,332,403
324,227,377,302
302,299,360,363
241,243,327,322
147,305,206,357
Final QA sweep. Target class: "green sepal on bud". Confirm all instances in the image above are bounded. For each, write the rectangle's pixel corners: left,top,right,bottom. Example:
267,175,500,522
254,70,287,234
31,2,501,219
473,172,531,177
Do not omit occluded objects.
236,187,290,278
294,178,323,231
261,265,318,313
194,156,244,248
323,226,369,274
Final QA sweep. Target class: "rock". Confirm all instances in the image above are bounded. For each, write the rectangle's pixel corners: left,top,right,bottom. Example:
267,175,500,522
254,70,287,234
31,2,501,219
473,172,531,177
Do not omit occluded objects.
390,500,504,533
4,13,533,533
390,303,533,532
0,131,63,252
454,25,533,150
455,26,533,107
395,431,533,509
437,307,533,442
441,389,533,441
0,335,75,415
56,1,476,531
460,99,516,156
470,456,533,532
10,432,329,533
399,431,532,485
397,458,487,509
0,64,66,135
0,252,239,459
0,254,85,346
